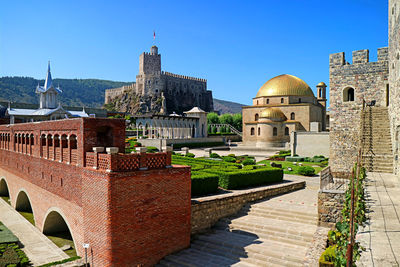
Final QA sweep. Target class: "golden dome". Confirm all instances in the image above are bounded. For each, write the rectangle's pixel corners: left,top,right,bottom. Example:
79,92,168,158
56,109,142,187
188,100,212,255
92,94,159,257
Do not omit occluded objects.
317,82,327,87
256,74,314,98
260,107,287,121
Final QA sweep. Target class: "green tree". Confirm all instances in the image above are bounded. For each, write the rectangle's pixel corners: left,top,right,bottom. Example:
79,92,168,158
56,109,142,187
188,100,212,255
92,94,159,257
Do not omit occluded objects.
219,113,233,126
232,113,243,131
207,112,220,124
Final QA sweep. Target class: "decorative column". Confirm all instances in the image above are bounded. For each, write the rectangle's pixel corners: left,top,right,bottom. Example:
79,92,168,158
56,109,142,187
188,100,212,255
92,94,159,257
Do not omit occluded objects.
67,136,71,164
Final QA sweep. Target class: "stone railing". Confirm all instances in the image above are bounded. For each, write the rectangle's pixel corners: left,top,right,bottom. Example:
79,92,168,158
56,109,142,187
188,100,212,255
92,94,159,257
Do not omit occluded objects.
85,148,172,172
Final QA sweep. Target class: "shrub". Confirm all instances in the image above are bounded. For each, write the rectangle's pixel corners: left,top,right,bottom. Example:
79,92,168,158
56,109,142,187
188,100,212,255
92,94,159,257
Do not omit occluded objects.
209,153,221,158
204,168,283,190
0,243,30,267
304,157,311,162
319,245,336,266
242,159,255,165
227,154,236,157
191,172,219,196
297,166,315,176
185,152,195,158
278,150,291,155
286,156,305,162
223,156,236,163
146,146,159,153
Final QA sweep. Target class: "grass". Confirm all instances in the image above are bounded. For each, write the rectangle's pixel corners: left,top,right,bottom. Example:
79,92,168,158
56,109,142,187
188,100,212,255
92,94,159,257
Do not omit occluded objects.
257,160,324,175
46,232,77,257
18,211,35,226
0,196,10,205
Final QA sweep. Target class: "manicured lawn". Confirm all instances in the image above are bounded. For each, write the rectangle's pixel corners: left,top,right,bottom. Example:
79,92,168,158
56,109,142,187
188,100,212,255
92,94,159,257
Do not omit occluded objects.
46,232,77,257
18,211,35,226
257,160,324,175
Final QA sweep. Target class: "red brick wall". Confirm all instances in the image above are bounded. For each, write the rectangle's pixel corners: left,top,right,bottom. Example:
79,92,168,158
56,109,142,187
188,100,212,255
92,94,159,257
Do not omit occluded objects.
82,166,191,267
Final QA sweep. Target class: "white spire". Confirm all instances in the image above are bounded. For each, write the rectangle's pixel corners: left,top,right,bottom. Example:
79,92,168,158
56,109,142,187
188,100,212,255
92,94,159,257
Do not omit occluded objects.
43,61,53,90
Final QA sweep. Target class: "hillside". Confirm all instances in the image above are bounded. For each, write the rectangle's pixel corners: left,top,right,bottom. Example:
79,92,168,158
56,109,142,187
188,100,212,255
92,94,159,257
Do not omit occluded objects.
0,77,131,107
0,76,244,113
213,98,245,114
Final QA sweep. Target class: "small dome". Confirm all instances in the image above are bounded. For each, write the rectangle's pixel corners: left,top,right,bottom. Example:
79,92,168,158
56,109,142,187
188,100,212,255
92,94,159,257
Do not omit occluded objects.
256,74,314,98
317,82,327,87
260,107,287,121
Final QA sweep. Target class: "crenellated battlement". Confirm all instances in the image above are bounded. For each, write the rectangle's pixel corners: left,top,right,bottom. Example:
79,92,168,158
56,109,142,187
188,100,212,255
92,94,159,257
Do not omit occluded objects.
162,71,207,83
330,47,388,67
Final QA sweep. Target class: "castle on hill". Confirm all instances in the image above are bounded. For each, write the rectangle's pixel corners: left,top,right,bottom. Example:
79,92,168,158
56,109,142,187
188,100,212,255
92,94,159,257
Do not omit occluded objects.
105,45,214,115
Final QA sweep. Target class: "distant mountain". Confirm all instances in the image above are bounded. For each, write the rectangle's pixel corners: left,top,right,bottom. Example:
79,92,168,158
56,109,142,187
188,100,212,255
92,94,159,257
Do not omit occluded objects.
213,98,245,114
0,76,245,113
0,76,131,107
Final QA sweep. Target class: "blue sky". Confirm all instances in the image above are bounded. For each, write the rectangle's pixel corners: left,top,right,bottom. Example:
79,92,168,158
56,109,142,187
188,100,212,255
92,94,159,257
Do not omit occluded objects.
0,0,388,106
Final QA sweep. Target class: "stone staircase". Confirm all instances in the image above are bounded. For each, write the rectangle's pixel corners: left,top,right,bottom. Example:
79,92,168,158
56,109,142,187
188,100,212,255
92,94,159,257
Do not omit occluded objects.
361,107,393,173
157,192,319,267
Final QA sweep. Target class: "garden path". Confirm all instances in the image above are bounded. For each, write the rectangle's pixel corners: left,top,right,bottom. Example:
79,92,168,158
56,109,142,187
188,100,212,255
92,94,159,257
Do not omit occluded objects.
157,175,328,266
357,172,400,267
0,198,69,266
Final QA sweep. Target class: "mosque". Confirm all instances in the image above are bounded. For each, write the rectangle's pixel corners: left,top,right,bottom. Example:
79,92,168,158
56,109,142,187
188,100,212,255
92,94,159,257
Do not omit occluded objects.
242,74,327,148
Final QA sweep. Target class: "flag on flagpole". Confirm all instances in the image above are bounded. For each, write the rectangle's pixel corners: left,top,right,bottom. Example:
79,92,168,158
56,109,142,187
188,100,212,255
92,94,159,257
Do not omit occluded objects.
153,31,156,40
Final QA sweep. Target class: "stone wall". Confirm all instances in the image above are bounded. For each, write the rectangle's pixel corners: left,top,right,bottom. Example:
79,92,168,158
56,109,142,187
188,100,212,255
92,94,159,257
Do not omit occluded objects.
139,136,226,150
329,48,389,174
318,190,345,228
389,0,400,176
291,131,329,157
191,181,305,235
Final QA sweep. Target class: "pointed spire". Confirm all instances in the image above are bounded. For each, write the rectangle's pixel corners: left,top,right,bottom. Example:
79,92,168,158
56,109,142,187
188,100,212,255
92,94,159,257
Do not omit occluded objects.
43,60,53,90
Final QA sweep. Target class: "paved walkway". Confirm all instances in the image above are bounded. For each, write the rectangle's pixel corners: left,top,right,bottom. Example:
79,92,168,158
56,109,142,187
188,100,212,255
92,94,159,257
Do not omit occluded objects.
0,198,68,266
357,172,400,267
158,175,328,266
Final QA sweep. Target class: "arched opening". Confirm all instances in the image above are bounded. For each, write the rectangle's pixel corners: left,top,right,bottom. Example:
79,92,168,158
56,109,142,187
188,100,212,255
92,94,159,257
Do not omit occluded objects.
258,127,261,136
192,125,195,138
250,127,255,136
285,127,289,136
290,112,295,120
43,211,77,257
281,98,284,104
266,99,269,104
15,190,35,225
0,179,10,204
273,127,278,136
343,87,355,102
255,114,259,121
298,98,302,103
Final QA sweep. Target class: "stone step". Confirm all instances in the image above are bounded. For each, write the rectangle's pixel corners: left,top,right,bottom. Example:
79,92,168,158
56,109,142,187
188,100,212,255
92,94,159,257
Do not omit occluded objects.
215,224,311,248
196,230,307,257
238,209,317,225
246,204,318,219
192,242,303,267
222,217,316,239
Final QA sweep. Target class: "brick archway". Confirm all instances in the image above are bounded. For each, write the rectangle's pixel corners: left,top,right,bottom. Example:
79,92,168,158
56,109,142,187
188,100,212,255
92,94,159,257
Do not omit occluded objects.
15,189,35,225
0,177,10,199
42,207,78,255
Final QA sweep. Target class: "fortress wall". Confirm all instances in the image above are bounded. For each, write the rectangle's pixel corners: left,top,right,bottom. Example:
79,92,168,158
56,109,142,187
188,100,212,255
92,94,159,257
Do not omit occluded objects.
389,0,400,175
329,48,389,174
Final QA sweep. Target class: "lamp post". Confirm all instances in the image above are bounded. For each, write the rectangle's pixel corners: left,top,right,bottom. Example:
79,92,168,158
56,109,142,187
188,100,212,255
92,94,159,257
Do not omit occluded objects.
83,243,90,267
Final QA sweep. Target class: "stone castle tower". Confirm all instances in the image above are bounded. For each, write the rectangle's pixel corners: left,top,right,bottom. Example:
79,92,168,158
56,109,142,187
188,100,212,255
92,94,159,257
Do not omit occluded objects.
105,46,214,114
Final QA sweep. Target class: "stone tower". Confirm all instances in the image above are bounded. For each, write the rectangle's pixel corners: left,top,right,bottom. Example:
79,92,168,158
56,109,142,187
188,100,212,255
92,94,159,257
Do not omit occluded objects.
139,45,161,75
316,82,327,108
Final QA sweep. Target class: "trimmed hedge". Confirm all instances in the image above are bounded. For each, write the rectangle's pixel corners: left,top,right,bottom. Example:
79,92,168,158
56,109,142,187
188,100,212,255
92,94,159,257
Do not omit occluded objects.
191,172,219,196
286,156,305,162
0,243,30,267
242,159,255,165
297,166,315,176
204,168,283,190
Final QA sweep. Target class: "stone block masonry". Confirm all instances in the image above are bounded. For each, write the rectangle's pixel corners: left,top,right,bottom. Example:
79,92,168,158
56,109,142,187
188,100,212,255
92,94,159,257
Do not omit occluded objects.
191,180,305,235
0,118,191,267
329,48,388,175
317,190,345,228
